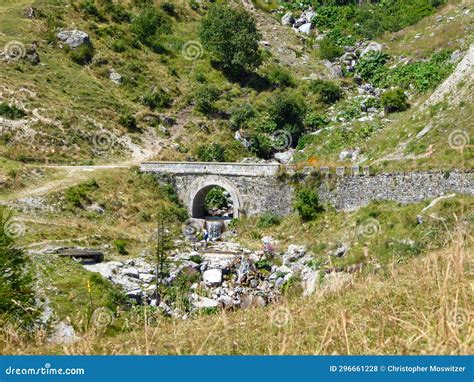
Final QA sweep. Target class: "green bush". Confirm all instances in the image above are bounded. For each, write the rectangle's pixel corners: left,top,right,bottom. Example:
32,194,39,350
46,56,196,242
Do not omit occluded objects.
0,208,35,323
119,113,138,131
141,89,171,110
381,88,409,113
160,2,177,16
257,212,281,228
309,80,342,104
197,143,226,162
249,132,273,159
114,239,128,256
131,7,171,51
194,85,220,115
229,103,255,131
69,43,94,65
205,187,228,210
265,64,295,88
304,112,329,130
65,179,99,208
199,4,261,77
355,51,390,82
111,38,128,53
319,36,344,60
0,103,26,120
294,188,323,222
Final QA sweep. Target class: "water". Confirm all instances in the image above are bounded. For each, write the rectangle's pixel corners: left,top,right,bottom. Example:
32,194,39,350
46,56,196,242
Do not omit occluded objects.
207,220,223,241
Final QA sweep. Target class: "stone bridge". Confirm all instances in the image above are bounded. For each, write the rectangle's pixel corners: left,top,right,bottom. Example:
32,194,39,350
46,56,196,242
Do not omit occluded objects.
140,162,474,217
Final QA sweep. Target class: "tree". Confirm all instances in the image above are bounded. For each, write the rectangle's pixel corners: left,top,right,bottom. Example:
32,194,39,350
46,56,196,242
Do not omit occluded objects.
0,208,35,322
199,4,262,78
294,188,323,222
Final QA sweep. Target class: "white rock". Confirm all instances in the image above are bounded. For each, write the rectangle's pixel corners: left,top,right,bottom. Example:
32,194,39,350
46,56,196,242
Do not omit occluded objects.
122,267,139,279
192,296,220,309
360,41,383,57
202,268,222,286
109,69,122,85
281,12,295,26
274,149,295,164
302,270,319,296
298,23,312,35
56,29,90,49
139,273,156,283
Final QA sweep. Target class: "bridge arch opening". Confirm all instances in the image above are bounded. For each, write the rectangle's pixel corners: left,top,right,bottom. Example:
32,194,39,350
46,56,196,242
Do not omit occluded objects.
187,176,242,219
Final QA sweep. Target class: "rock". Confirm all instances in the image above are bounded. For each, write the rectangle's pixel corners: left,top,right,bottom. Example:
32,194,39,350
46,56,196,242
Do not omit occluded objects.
302,270,319,296
202,268,222,286
274,149,295,164
139,273,156,283
126,289,143,303
298,23,312,35
25,44,40,65
109,69,122,85
192,295,220,309
24,6,37,19
450,50,463,63
339,149,359,161
331,245,348,257
285,245,306,262
360,41,383,57
122,267,140,279
281,12,295,26
240,294,266,309
56,29,91,49
49,321,77,345
87,202,104,214
276,265,292,275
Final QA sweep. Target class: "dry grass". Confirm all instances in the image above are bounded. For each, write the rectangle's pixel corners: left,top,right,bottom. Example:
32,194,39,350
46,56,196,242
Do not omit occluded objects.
1,225,471,355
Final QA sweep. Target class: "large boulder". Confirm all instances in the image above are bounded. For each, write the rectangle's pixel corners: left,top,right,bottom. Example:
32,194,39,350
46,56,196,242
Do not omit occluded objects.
56,29,90,49
192,295,220,309
281,12,295,26
284,245,306,262
274,149,295,164
202,268,222,286
360,41,383,57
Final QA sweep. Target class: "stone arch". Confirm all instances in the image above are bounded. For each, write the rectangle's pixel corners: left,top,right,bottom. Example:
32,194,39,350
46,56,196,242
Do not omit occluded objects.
186,175,243,218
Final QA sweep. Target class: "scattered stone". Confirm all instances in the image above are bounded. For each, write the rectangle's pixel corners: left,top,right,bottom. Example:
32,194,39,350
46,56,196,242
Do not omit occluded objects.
281,12,295,26
240,294,266,309
56,30,91,49
122,267,140,279
109,69,123,85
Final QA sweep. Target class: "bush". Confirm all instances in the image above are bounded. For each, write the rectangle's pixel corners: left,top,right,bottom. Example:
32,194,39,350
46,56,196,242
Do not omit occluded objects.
199,4,261,77
114,239,128,256
257,212,281,228
309,80,342,104
0,103,26,120
69,43,94,65
194,85,220,115
229,103,255,131
111,38,127,53
160,2,177,16
131,7,171,50
265,64,295,88
319,36,343,60
294,188,323,222
141,89,171,110
197,143,226,162
0,208,35,323
381,88,409,113
304,112,329,130
205,187,228,210
249,132,273,159
65,179,99,208
355,51,390,82
119,113,138,131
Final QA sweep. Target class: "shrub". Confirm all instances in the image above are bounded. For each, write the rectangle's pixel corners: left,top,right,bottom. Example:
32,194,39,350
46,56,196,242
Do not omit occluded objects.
229,103,255,131
79,0,104,21
381,88,409,113
0,208,35,323
114,239,128,256
194,85,220,115
265,64,295,88
309,80,342,104
141,89,171,110
131,7,171,50
355,51,390,82
160,2,177,16
119,113,138,131
205,187,228,210
304,112,329,130
65,179,99,208
199,4,262,77
197,143,226,162
0,103,26,120
319,36,343,61
69,43,94,65
249,132,273,159
111,38,127,53
257,212,281,228
294,188,323,222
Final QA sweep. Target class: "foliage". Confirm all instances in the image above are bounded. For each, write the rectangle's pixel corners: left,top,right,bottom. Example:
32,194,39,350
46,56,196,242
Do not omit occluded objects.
119,113,138,131
355,51,390,81
257,213,281,228
65,180,99,208
131,7,171,52
205,187,228,210
141,89,171,110
229,103,255,131
304,112,329,130
199,4,262,77
265,64,295,88
194,85,220,115
294,188,323,222
0,103,26,120
68,43,94,65
381,88,409,113
249,132,273,159
309,80,342,104
318,36,344,60
197,143,226,162
114,239,129,256
0,208,35,323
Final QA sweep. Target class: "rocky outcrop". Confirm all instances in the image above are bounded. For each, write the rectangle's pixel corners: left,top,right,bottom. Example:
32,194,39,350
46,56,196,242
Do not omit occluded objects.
56,30,91,49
